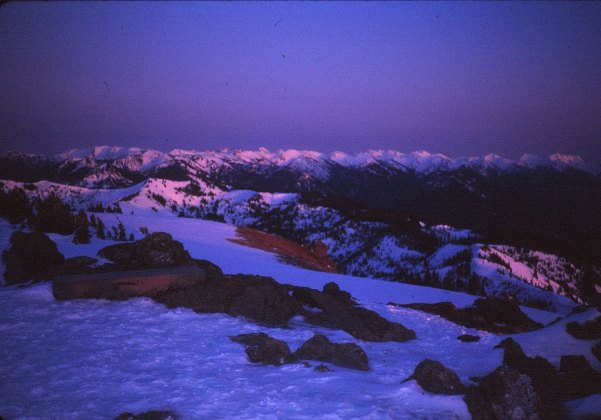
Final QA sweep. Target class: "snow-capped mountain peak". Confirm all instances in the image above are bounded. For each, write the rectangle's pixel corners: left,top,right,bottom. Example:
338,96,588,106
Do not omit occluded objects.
3,146,598,178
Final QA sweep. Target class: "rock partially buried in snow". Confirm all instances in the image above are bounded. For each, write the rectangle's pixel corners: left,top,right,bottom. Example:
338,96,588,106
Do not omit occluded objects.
292,283,416,342
457,334,480,342
464,366,540,420
230,332,293,366
293,333,369,371
98,232,193,269
314,364,331,372
114,411,177,420
394,296,543,334
322,281,354,305
403,359,464,395
53,237,415,337
155,273,301,327
245,338,292,366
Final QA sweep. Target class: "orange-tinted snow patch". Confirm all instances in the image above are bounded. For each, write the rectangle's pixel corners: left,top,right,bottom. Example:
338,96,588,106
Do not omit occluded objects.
228,227,339,274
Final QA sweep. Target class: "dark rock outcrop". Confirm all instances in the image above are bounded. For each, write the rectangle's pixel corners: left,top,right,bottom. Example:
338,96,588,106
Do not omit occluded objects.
494,337,527,366
53,239,415,337
494,337,565,418
230,332,293,366
322,281,353,305
566,316,601,340
403,359,464,395
191,258,224,280
114,411,177,420
98,232,193,269
293,333,369,371
593,340,601,363
2,231,65,285
155,273,301,327
560,355,601,400
464,366,540,420
458,334,480,342
394,297,543,334
53,266,205,301
292,283,416,342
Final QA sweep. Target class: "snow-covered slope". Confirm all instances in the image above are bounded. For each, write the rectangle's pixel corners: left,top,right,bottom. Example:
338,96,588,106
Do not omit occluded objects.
1,176,596,309
0,214,599,419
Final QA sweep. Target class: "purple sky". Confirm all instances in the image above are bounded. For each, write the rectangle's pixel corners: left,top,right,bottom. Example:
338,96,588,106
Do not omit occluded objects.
1,2,601,160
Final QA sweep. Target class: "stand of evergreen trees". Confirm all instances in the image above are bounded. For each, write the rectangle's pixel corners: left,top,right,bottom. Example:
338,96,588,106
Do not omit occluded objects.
0,186,133,243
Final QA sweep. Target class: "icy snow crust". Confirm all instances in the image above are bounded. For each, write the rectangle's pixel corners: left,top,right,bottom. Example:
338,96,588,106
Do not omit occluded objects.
0,215,599,419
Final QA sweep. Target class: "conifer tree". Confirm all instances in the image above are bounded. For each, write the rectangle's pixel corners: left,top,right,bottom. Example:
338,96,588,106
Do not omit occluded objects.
116,219,126,241
96,217,106,240
72,209,91,244
30,193,75,234
0,188,33,225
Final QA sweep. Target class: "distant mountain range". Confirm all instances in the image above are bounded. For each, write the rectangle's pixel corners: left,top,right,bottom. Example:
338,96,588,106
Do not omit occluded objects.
2,146,600,186
1,145,600,307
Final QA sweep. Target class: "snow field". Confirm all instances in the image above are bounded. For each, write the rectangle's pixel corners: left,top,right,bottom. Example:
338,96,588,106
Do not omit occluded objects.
0,215,599,419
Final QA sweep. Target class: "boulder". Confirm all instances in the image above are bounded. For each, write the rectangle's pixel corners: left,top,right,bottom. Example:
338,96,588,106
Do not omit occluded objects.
245,338,292,366
2,231,65,285
155,274,301,327
230,332,292,366
314,364,331,372
494,337,565,417
293,333,369,371
395,297,543,334
403,359,464,395
114,411,177,420
464,366,540,420
593,340,601,363
292,283,416,342
458,334,480,342
566,316,601,340
560,355,601,399
98,232,193,269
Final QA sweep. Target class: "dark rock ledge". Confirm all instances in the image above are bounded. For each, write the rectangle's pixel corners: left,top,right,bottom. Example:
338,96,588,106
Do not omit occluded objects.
33,232,417,342
390,297,543,334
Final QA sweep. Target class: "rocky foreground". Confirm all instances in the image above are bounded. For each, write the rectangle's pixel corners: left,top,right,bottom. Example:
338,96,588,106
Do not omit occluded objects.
3,230,601,419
